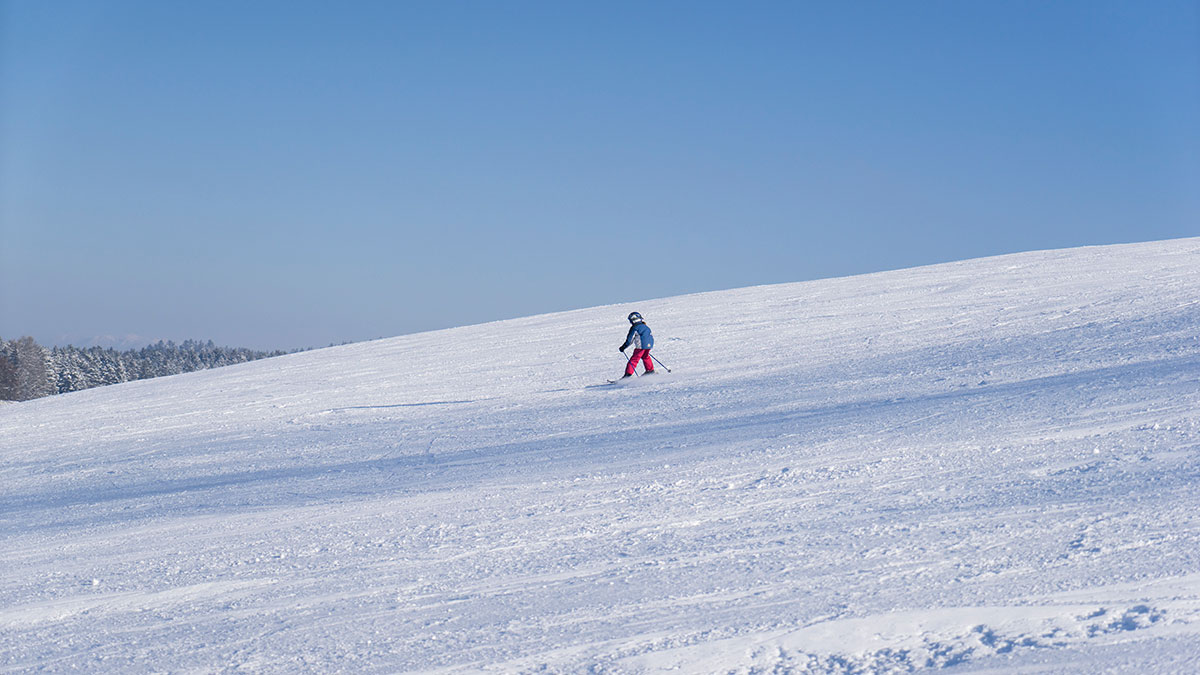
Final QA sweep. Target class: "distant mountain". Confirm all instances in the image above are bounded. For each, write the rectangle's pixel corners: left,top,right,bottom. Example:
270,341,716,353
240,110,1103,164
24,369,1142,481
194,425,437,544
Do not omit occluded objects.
52,333,159,350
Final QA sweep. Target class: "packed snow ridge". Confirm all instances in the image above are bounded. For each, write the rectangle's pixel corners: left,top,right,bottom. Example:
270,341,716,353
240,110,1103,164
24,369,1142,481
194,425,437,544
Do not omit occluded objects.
2,238,1199,673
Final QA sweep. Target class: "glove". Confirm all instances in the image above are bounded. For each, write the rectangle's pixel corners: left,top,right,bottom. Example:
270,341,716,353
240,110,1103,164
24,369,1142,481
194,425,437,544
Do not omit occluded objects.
618,345,626,352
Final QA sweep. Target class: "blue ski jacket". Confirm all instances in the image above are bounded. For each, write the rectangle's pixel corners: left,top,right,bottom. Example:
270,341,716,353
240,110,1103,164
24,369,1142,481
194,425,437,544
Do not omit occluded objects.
621,322,654,350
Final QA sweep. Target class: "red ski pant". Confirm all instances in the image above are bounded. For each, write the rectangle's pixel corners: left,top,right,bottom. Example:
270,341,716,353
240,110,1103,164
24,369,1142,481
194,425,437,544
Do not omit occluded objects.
626,348,654,376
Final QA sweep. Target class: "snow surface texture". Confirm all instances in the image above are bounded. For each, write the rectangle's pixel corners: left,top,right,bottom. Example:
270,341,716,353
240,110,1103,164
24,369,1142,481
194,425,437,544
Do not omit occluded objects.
2,239,1199,673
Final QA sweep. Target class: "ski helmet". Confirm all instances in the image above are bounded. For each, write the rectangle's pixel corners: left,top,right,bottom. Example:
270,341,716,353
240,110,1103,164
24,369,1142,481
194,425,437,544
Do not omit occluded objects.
628,312,643,324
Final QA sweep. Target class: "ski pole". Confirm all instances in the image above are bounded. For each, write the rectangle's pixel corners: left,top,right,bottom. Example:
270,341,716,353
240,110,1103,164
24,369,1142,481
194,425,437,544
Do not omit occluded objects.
650,353,672,373
619,350,639,376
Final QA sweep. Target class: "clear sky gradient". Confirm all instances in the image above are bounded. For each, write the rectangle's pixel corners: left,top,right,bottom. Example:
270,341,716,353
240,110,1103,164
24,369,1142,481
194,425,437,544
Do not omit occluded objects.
2,1,1197,350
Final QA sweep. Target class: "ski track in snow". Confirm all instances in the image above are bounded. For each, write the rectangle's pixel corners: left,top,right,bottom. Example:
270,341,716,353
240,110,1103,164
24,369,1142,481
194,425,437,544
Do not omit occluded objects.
2,239,1200,673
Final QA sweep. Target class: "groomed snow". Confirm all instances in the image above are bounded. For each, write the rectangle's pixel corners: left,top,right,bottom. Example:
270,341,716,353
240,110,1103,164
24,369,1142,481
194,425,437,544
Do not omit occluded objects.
2,238,1199,673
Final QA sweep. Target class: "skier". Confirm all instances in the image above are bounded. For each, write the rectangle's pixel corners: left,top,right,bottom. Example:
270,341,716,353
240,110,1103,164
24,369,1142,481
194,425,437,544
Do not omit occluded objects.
618,312,655,378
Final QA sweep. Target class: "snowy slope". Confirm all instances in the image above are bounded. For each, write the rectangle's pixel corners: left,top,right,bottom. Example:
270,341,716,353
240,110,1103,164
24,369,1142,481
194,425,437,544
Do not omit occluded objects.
2,239,1199,673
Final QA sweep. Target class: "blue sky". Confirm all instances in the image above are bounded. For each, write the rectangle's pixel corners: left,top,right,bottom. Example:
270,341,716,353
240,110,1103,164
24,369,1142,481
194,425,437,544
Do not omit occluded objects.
2,1,1197,350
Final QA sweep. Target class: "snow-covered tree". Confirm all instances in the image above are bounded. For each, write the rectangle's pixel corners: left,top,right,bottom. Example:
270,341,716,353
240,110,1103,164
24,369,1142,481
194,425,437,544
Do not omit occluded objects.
0,339,17,401
12,337,52,401
0,336,296,399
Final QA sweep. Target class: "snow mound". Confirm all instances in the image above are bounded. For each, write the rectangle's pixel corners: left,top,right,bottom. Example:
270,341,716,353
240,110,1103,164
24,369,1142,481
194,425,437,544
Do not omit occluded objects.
2,238,1199,672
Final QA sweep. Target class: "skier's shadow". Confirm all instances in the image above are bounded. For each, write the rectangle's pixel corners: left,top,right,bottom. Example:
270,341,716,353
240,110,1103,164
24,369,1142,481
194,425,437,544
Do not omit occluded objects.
329,400,477,412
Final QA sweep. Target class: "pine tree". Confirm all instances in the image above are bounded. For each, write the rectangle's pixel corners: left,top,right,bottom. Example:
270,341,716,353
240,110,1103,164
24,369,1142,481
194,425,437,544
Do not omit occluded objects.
0,338,17,401
10,337,301,398
13,337,52,401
